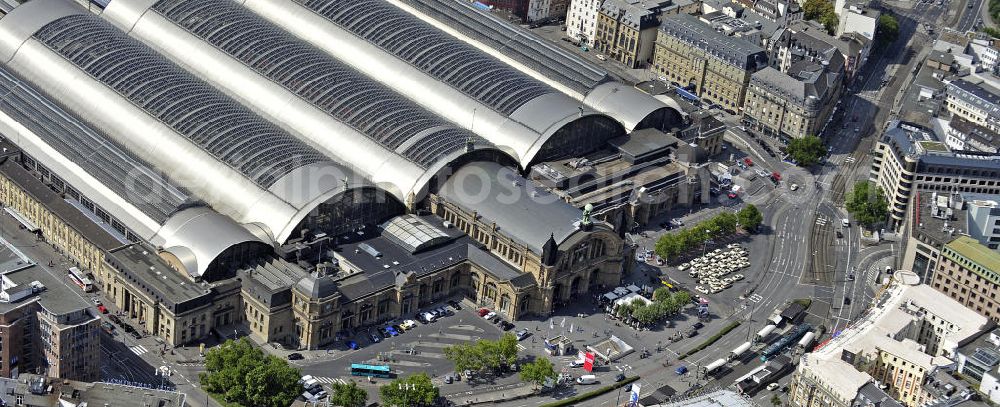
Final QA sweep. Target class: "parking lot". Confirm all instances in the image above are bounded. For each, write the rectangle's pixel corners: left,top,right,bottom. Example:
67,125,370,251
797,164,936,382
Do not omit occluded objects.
298,298,532,391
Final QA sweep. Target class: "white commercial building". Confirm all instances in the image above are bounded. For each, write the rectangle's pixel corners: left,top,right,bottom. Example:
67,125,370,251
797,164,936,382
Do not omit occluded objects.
791,271,990,407
837,5,879,41
566,0,603,46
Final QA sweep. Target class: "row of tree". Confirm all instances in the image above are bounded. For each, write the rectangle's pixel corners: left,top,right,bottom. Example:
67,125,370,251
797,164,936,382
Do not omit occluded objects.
378,373,439,407
443,333,520,375
613,288,692,327
654,205,762,261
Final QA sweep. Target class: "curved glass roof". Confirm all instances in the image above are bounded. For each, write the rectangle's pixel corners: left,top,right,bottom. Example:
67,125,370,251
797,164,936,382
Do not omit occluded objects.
292,0,555,116
382,214,452,253
149,0,490,168
402,0,610,94
32,14,327,187
0,66,190,223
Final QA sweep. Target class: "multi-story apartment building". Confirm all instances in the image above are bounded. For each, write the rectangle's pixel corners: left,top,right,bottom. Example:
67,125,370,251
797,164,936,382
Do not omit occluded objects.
791,272,990,407
566,0,603,45
946,79,1000,133
0,263,100,382
870,120,1000,229
742,53,844,141
594,0,675,68
945,116,999,154
653,13,769,113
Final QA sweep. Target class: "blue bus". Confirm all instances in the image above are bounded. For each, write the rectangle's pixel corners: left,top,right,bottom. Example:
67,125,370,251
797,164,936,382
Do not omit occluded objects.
350,363,391,378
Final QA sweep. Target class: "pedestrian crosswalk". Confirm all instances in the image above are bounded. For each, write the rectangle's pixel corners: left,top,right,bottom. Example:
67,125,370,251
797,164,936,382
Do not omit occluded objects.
748,293,763,303
815,217,828,226
516,344,526,352
129,345,149,356
844,157,856,164
313,377,351,385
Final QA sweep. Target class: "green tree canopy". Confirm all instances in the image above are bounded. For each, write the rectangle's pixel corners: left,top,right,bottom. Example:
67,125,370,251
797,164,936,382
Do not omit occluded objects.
845,181,888,227
379,373,439,407
803,0,838,34
673,290,692,306
199,338,301,407
786,135,827,167
877,15,900,46
520,357,558,389
444,333,519,374
653,286,672,302
737,204,764,232
329,381,368,407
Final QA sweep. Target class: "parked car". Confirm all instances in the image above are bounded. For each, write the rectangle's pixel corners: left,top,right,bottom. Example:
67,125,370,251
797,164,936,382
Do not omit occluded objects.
515,329,531,341
346,340,360,350
287,352,304,361
568,360,585,368
444,375,453,384
743,157,754,166
675,366,688,375
97,304,108,314
478,308,490,317
596,54,607,61
484,311,497,320
576,375,598,385
447,300,461,310
384,326,399,337
615,373,626,382
368,328,382,343
767,383,780,391
500,321,515,331
100,320,115,334
92,298,102,305
401,320,418,330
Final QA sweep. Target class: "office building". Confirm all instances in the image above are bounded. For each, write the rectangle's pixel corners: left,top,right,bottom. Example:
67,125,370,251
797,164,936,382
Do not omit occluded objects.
653,13,769,113
0,373,186,406
742,56,844,141
945,117,999,154
836,5,879,42
869,121,1000,229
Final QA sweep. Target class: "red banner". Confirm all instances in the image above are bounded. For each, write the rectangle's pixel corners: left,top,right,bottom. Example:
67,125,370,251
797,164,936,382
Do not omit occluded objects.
583,352,595,372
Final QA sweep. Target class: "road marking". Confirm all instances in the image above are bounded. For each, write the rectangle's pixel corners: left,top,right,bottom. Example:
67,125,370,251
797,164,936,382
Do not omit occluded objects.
129,345,148,356
815,217,827,226
517,344,526,351
748,293,763,303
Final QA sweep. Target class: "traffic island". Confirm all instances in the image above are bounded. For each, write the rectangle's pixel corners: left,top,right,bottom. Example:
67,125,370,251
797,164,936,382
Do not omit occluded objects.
539,376,640,407
677,321,741,360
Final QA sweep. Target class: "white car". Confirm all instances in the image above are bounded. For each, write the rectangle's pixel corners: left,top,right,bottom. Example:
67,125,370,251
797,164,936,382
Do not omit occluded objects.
484,311,497,320
734,274,744,280
790,183,799,191
678,263,690,271
596,54,607,61
695,286,707,294
401,319,418,330
767,382,780,391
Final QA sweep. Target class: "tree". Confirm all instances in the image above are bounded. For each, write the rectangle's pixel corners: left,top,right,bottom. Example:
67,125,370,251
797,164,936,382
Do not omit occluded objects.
673,290,692,306
786,135,827,167
802,0,838,34
329,381,368,407
845,181,888,227
655,232,684,260
199,338,301,407
444,334,519,374
653,287,672,302
379,373,439,407
771,394,783,407
520,358,558,390
244,356,302,407
877,15,900,46
737,204,764,232
714,212,739,235
818,12,839,34
444,342,484,373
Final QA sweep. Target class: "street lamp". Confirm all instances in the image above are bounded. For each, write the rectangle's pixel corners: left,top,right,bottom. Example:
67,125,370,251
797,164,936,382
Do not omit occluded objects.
701,230,711,256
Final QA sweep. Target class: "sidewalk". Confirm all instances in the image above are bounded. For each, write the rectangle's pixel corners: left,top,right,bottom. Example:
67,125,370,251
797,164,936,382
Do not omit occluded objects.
446,382,536,405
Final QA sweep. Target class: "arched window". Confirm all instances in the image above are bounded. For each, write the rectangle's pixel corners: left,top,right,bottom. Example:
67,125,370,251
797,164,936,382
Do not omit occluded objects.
500,294,511,315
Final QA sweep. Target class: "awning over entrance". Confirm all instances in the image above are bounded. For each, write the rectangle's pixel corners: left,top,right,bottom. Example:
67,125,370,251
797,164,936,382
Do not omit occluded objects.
4,207,38,232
